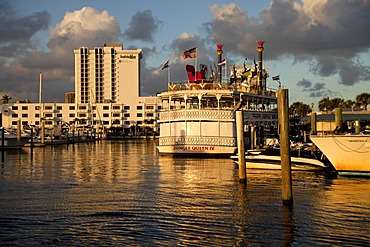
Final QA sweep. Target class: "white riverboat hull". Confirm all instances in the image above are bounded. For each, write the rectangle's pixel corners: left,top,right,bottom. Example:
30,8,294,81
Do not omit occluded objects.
310,134,370,176
158,145,237,156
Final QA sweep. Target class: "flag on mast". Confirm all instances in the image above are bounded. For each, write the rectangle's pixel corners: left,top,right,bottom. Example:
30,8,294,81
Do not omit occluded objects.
161,59,171,83
272,75,280,81
181,47,197,59
218,58,227,66
161,60,170,70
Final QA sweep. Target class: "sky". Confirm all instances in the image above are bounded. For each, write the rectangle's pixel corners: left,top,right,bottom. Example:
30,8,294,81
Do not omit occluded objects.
1,0,370,108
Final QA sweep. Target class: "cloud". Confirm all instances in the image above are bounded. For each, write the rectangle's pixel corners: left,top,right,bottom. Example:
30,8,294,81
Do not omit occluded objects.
204,0,370,86
0,1,50,58
0,5,121,102
297,78,342,98
123,10,162,42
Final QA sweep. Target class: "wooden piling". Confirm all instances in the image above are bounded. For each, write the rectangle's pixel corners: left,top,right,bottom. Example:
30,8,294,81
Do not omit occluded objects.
41,119,45,145
250,125,256,150
277,89,293,205
335,108,342,130
310,112,317,135
17,119,21,147
355,120,360,133
1,127,5,163
30,128,34,149
236,110,246,184
310,112,317,151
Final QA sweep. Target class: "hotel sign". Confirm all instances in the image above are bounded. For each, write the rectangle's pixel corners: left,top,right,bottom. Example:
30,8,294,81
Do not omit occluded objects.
120,55,136,59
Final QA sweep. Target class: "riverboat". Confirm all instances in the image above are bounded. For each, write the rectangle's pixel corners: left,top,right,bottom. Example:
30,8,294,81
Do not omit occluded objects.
156,42,278,156
310,134,370,176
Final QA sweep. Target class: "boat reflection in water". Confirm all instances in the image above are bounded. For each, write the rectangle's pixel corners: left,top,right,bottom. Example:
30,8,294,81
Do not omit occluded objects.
0,140,369,246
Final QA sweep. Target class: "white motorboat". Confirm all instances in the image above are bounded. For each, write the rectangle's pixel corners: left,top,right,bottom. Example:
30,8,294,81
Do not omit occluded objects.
230,148,326,171
0,128,31,149
310,134,370,176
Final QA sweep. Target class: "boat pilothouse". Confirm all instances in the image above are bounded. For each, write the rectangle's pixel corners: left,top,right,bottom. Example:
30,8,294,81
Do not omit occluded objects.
157,42,278,156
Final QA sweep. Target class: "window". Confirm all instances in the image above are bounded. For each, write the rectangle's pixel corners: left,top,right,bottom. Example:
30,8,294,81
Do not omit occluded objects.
79,113,86,117
12,106,18,110
146,105,154,110
124,121,130,125
124,113,130,117
112,113,120,117
35,106,40,110
22,114,28,118
146,113,154,117
22,106,28,110
103,106,109,110
35,113,40,118
124,106,130,110
103,113,109,118
22,121,28,125
113,105,120,110
57,106,63,110
45,106,53,110
57,114,62,118
12,121,17,125
137,106,143,110
137,113,143,117
69,106,75,110
69,113,75,118
103,121,109,125
137,121,143,125
79,105,87,110
45,113,53,118
12,114,18,118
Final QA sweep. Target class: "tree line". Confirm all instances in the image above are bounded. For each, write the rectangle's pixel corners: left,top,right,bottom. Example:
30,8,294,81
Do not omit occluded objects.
289,92,370,117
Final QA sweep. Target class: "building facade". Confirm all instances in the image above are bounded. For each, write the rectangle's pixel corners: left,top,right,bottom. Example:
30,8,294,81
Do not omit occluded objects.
74,43,142,104
1,44,159,135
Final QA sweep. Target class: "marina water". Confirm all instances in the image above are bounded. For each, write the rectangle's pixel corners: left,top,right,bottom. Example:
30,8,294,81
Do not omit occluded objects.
1,140,369,246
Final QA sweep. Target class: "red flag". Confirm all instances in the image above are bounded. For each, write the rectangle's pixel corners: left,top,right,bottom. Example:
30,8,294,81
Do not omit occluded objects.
181,47,197,59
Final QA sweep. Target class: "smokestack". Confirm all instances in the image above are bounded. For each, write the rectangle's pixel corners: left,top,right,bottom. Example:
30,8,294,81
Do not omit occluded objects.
257,41,265,92
217,44,223,84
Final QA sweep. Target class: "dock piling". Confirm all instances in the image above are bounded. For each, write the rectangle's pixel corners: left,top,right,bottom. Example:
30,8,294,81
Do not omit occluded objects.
277,89,293,205
236,110,246,184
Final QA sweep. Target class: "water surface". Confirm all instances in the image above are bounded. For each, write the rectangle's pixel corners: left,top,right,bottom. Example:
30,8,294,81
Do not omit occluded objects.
1,140,369,246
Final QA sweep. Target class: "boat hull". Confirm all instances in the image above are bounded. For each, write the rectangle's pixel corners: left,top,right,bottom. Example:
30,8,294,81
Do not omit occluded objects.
310,135,370,176
231,154,326,171
158,145,237,156
0,136,31,149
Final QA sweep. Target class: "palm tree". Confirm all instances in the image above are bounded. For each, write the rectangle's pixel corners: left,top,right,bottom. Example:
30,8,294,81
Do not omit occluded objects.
331,98,344,108
289,102,311,117
342,99,355,108
1,95,12,104
318,97,333,112
355,92,370,110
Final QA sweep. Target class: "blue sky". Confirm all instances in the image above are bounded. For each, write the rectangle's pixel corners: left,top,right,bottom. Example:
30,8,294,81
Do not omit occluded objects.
1,0,370,108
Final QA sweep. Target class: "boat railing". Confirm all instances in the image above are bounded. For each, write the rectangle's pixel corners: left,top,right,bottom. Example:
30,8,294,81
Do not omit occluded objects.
167,81,276,97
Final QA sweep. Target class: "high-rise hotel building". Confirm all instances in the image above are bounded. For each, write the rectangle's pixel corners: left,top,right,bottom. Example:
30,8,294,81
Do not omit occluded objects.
1,44,159,133
75,44,142,105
